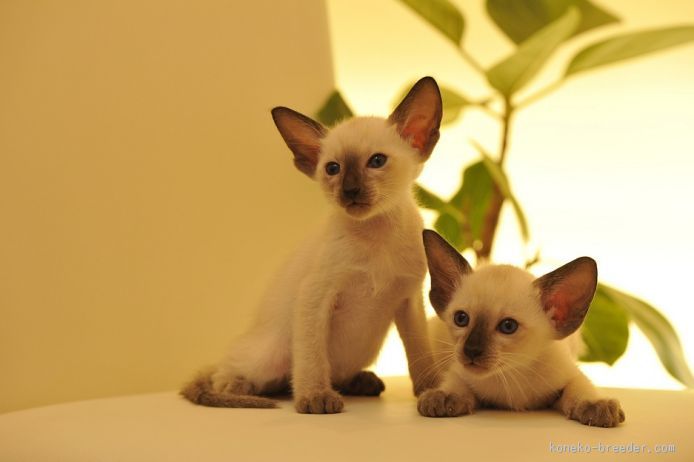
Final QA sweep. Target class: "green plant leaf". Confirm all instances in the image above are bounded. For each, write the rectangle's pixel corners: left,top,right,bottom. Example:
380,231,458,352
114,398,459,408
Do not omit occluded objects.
449,161,496,249
580,285,630,364
600,284,694,387
434,212,464,251
416,184,468,251
394,83,471,126
440,87,471,125
486,0,618,45
471,142,530,241
315,90,354,126
414,184,464,223
414,183,447,210
486,7,581,97
566,25,694,76
398,0,465,46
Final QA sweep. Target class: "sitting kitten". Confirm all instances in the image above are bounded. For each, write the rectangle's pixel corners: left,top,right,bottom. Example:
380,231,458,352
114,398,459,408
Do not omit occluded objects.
181,77,443,413
418,230,625,427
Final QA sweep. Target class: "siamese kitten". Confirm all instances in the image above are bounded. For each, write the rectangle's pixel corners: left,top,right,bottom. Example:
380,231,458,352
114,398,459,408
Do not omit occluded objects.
418,230,625,427
181,77,443,413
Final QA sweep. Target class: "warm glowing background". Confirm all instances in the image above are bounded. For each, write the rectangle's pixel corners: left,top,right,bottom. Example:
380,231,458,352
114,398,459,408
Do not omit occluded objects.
325,0,694,389
1,0,693,414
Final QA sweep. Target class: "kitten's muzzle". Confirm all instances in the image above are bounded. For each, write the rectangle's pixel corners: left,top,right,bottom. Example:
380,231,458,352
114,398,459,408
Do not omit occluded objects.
462,320,487,362
341,163,365,203
340,187,371,214
459,353,491,375
342,186,361,201
459,320,490,373
463,342,484,362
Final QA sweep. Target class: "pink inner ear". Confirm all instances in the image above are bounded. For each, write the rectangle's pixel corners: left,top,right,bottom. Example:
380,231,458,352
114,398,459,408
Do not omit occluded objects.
546,291,571,325
401,115,431,151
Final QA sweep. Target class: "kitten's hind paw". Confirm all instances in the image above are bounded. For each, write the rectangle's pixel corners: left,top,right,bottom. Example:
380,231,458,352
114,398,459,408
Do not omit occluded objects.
339,371,385,396
417,389,474,418
295,389,344,414
572,399,625,427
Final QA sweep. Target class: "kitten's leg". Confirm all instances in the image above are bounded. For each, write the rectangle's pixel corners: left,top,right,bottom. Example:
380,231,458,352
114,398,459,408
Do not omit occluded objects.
292,284,344,414
395,294,438,395
181,368,280,408
417,371,476,418
215,374,257,395
211,370,290,396
337,371,385,396
211,326,291,388
181,327,291,408
555,371,625,427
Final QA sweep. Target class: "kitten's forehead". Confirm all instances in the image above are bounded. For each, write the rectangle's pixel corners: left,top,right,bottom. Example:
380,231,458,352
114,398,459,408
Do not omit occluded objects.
448,265,540,318
320,117,413,160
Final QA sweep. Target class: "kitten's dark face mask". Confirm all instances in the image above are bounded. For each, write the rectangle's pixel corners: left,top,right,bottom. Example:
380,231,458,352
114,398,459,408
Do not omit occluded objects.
319,142,418,219
446,308,536,377
323,152,382,218
456,314,494,372
442,308,525,376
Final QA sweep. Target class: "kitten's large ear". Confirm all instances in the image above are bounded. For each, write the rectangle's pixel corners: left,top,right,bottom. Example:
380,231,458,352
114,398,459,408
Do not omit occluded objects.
534,257,598,339
271,107,327,178
423,230,472,315
389,77,443,160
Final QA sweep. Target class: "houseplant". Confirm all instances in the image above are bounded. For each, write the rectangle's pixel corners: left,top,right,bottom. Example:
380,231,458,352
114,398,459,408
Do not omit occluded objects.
317,0,694,386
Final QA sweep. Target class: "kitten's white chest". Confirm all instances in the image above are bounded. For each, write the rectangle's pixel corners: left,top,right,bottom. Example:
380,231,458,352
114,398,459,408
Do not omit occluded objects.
343,233,425,297
325,225,426,381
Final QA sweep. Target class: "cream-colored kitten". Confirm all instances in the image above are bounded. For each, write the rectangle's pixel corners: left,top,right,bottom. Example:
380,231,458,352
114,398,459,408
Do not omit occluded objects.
181,78,443,413
418,230,625,427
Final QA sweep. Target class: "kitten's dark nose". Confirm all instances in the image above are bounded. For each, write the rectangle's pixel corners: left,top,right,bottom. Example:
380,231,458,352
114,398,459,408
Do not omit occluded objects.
463,343,484,361
463,320,487,362
342,187,361,200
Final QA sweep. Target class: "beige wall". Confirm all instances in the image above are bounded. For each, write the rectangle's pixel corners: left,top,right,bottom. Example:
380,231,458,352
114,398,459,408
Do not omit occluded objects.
0,0,332,413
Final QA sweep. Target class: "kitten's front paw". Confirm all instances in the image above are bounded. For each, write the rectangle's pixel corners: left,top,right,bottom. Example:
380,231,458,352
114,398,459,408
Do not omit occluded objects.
572,399,625,427
417,389,474,418
339,371,385,396
295,389,344,414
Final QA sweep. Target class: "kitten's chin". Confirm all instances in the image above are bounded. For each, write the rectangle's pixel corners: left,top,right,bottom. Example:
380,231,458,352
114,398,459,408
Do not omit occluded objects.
463,362,493,377
343,202,373,219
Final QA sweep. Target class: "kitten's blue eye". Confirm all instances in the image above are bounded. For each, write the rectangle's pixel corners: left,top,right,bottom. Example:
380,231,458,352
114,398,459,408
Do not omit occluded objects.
325,162,340,176
367,153,387,168
498,318,518,334
453,310,469,327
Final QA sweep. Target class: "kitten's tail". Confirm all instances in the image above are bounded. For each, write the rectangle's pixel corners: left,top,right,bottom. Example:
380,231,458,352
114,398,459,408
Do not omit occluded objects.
180,369,278,409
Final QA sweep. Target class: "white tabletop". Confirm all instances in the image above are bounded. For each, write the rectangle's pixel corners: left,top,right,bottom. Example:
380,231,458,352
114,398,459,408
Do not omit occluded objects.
1,376,692,461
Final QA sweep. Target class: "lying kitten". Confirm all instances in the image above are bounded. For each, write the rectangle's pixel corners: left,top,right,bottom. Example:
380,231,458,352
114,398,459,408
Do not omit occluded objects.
182,77,443,413
418,230,625,427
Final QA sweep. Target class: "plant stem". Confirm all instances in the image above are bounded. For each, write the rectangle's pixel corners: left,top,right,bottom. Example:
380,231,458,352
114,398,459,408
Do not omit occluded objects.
516,79,565,109
458,47,486,76
471,98,503,120
455,48,503,120
476,97,514,261
498,97,513,165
